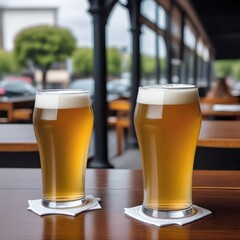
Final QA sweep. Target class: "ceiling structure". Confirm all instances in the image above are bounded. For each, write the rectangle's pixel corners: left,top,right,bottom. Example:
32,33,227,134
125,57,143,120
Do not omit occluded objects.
189,0,240,60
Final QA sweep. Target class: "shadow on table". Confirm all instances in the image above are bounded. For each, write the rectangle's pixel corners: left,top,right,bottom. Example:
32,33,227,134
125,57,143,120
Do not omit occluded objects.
0,151,40,168
0,143,240,170
194,147,240,170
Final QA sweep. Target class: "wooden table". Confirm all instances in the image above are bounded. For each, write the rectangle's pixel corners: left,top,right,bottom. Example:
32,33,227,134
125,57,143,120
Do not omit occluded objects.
0,96,35,122
198,120,240,148
108,101,240,119
201,103,240,119
0,168,240,239
0,119,240,152
108,100,240,154
0,124,37,151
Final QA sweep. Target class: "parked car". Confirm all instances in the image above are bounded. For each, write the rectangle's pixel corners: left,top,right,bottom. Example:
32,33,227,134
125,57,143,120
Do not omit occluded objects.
107,78,131,98
69,78,131,101
0,79,36,97
68,78,94,96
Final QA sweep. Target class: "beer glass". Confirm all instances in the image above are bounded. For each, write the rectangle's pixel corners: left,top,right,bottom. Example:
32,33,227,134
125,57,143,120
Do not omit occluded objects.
33,90,93,208
134,84,201,218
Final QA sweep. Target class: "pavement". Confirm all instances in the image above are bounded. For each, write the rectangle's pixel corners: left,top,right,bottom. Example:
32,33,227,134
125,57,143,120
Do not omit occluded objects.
110,148,142,169
89,128,142,169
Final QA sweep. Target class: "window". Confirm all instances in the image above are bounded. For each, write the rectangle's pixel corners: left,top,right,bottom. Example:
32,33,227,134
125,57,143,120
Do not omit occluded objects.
141,0,157,23
141,25,157,85
158,5,166,29
158,35,167,83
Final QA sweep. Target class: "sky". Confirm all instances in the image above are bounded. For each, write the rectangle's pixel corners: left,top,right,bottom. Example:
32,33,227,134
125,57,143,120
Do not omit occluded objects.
0,0,132,52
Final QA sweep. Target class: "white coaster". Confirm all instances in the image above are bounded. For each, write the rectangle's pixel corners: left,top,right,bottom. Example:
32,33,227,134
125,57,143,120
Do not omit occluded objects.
28,195,101,216
124,205,211,227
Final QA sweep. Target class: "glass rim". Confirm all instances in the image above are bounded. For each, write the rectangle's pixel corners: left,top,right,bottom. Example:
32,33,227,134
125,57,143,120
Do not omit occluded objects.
36,89,89,95
139,84,197,90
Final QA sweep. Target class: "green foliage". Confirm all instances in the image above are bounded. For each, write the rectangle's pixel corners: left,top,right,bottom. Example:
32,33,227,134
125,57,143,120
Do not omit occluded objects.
214,60,233,77
72,48,93,77
14,25,76,88
159,57,167,77
107,47,122,77
214,60,240,81
127,54,167,79
72,47,122,78
232,62,240,79
126,55,132,72
0,50,20,77
14,25,76,70
141,54,156,78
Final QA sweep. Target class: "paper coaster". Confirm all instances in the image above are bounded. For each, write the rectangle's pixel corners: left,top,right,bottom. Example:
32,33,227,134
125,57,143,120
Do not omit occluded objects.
28,195,101,216
124,205,211,227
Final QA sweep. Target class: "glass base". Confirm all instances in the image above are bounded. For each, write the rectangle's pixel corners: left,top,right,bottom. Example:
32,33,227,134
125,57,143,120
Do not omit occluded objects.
42,198,86,209
142,205,196,219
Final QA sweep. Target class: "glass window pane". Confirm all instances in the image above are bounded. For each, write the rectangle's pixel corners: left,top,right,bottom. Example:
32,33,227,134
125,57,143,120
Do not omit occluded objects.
141,25,157,84
196,40,204,57
158,5,166,29
183,48,194,84
202,46,210,62
141,0,157,23
158,36,167,83
107,3,131,78
184,25,196,50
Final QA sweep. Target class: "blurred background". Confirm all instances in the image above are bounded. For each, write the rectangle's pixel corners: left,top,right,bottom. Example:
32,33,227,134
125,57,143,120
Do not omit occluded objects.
0,0,132,96
0,0,239,97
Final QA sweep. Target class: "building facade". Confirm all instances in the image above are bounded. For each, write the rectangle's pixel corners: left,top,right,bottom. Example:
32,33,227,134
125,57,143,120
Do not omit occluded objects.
0,6,58,50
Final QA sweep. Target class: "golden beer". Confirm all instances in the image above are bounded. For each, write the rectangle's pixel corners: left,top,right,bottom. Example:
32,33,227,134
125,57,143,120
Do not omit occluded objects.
134,85,201,217
33,90,93,208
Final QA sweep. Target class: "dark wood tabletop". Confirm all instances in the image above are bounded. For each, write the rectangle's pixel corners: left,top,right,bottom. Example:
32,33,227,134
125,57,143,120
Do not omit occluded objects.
198,120,240,148
0,168,240,239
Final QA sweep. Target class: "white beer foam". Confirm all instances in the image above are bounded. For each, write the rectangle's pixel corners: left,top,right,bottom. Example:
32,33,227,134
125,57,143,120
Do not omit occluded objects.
35,90,91,109
137,84,199,105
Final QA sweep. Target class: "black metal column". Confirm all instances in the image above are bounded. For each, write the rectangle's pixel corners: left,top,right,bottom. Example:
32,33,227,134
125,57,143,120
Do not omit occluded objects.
88,1,116,168
166,0,174,83
126,0,142,149
179,10,185,83
207,52,214,88
193,34,199,85
156,5,161,84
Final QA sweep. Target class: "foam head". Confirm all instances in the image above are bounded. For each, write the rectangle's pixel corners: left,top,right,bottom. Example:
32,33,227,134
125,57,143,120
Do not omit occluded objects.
35,90,91,109
137,84,199,105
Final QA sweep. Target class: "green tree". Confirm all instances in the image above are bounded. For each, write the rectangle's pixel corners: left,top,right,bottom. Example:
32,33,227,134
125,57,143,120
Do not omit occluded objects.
126,55,167,80
214,60,234,77
232,61,240,80
141,54,156,79
107,47,122,77
0,50,20,78
14,25,76,88
72,48,93,77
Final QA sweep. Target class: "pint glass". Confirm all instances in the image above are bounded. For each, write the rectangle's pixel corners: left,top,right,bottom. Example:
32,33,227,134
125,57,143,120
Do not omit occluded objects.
33,90,93,208
134,84,201,218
